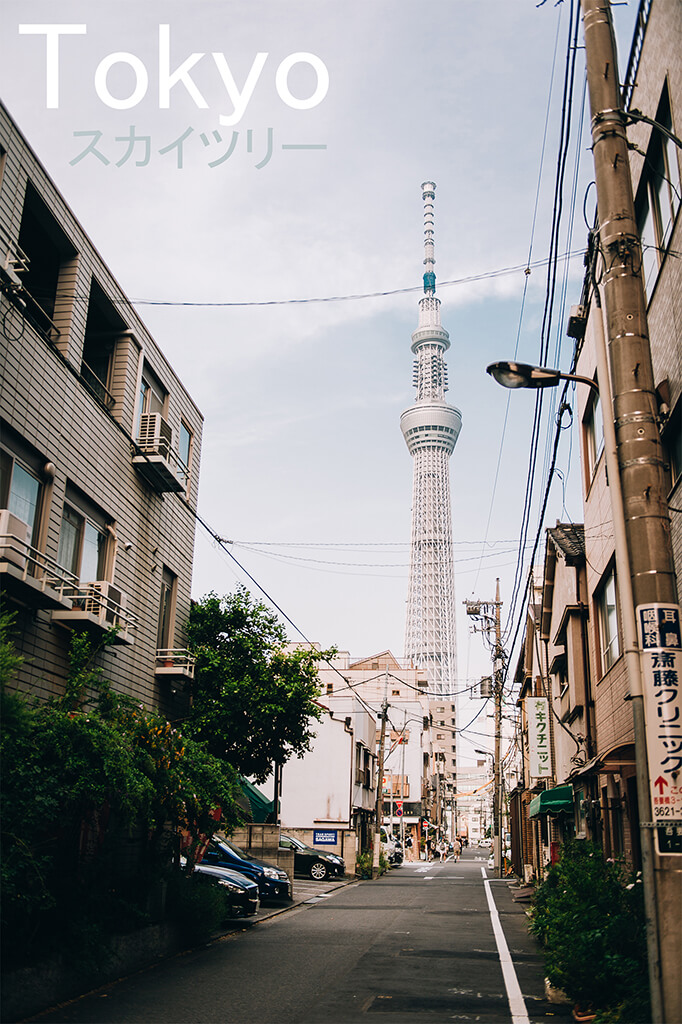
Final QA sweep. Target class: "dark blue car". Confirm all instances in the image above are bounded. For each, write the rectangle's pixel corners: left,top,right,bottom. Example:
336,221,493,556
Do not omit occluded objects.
201,837,292,901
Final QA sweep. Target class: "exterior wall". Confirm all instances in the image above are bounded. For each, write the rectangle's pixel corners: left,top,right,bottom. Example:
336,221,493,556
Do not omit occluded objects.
0,102,202,714
318,650,431,827
278,697,377,832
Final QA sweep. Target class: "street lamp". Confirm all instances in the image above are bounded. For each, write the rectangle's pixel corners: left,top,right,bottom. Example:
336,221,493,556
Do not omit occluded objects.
486,360,598,394
488,341,663,1016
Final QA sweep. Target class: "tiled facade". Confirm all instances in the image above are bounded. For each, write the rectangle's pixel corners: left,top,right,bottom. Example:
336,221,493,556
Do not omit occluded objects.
0,101,202,715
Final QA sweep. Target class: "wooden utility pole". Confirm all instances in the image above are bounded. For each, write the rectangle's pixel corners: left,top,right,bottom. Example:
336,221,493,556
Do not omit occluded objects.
581,2,680,1019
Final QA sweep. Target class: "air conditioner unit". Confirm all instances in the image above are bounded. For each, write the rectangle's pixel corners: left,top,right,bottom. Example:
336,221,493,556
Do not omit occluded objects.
138,413,172,459
0,509,32,569
84,581,127,625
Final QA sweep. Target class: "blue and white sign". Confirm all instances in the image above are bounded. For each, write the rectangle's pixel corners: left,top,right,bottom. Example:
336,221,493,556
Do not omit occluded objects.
313,829,338,846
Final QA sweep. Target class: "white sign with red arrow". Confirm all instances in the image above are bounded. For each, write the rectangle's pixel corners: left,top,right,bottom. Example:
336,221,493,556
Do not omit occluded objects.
637,603,682,855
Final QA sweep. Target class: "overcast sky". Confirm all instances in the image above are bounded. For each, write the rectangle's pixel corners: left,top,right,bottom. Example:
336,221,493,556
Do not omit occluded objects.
0,1,639,761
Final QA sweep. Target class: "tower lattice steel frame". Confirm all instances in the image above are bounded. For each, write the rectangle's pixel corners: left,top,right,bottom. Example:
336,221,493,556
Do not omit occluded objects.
401,182,462,696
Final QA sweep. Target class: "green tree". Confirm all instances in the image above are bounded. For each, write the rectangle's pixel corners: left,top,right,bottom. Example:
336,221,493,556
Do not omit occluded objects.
186,588,333,782
0,620,240,966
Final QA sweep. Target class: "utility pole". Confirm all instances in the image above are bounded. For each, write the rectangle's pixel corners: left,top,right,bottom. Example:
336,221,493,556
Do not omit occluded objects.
581,2,680,1019
466,580,504,878
373,677,389,879
493,579,503,879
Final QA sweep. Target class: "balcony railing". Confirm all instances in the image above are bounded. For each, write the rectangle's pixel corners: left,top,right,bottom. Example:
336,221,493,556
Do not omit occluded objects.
52,582,137,645
155,649,196,680
80,361,115,411
0,527,77,609
132,414,185,493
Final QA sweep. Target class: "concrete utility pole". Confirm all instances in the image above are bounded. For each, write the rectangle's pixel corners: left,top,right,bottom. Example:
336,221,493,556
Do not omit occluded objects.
466,581,504,878
493,580,503,879
373,685,389,878
581,2,680,1020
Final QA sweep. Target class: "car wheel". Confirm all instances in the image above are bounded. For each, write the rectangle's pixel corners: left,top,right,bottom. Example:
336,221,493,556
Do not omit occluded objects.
310,861,328,881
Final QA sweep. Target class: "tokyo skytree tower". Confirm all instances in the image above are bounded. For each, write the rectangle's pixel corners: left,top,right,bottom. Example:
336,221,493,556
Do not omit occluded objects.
400,182,462,696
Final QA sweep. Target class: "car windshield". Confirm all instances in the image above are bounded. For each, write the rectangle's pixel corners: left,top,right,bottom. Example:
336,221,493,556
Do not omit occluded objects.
217,839,246,860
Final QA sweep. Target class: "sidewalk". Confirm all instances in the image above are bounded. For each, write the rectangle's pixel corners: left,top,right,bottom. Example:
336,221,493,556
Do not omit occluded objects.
226,873,358,929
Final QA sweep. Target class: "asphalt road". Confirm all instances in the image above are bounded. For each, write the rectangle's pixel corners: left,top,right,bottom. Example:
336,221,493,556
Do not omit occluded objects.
30,849,571,1024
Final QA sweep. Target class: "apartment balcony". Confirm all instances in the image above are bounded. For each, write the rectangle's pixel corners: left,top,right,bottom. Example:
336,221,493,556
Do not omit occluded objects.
80,360,115,412
0,511,76,611
51,580,137,645
155,648,196,683
132,413,185,493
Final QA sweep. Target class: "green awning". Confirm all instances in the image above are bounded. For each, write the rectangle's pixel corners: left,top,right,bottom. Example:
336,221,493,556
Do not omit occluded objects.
529,785,574,818
239,777,276,823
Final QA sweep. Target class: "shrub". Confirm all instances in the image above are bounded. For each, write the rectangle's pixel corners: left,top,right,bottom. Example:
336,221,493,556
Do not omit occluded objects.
167,872,234,945
355,850,388,878
0,622,241,969
530,840,649,1021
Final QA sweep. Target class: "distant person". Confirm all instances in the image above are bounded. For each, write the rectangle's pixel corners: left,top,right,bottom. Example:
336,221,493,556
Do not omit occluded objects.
453,837,462,862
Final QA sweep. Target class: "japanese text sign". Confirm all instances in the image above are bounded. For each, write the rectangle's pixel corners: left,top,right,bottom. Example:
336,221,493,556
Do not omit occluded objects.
637,603,682,855
526,697,552,780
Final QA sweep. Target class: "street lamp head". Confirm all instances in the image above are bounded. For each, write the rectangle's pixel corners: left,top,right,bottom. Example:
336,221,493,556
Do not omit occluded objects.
486,361,600,394
486,361,562,390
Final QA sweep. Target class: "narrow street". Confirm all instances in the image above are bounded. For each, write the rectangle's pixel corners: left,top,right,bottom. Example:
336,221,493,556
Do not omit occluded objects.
30,849,571,1024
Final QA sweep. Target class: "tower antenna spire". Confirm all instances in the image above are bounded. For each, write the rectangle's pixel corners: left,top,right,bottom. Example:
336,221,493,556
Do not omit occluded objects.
421,181,437,295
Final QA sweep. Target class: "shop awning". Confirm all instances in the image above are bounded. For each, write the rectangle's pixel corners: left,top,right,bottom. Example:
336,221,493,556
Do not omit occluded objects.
529,785,574,818
239,777,275,823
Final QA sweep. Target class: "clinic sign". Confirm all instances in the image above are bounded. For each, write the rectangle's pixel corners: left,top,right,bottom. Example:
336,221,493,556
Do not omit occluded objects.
526,697,552,780
637,603,682,855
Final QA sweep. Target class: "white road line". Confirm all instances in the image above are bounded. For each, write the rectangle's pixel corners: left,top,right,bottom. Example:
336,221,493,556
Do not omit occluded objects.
480,866,530,1024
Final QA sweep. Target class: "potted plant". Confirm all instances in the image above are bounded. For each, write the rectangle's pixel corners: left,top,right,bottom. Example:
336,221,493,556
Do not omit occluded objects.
530,840,649,1022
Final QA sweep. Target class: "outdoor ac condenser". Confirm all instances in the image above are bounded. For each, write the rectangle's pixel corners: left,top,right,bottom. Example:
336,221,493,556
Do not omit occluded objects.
0,508,32,570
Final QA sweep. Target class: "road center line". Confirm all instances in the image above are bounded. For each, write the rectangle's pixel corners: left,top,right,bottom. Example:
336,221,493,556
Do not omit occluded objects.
480,867,530,1024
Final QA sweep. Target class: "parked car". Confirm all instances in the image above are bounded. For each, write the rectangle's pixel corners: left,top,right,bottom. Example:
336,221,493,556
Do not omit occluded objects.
279,834,345,881
201,837,292,901
182,858,260,918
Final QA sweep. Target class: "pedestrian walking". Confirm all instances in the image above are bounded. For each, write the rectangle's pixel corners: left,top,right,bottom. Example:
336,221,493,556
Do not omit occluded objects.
453,837,462,862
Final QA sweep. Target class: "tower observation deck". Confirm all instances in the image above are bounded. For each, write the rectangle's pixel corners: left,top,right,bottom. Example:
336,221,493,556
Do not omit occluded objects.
400,182,461,697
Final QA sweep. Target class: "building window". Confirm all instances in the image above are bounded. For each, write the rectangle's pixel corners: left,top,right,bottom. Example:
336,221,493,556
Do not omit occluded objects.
597,566,620,673
136,362,167,439
584,388,604,482
178,421,192,489
57,487,110,581
16,182,77,341
80,279,128,411
635,82,681,301
663,397,682,491
0,451,42,542
157,566,177,649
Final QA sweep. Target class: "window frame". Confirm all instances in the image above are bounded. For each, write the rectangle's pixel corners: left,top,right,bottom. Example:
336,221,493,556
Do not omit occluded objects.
596,565,621,675
56,487,112,583
634,81,681,301
583,387,604,485
157,566,178,650
178,420,193,489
